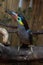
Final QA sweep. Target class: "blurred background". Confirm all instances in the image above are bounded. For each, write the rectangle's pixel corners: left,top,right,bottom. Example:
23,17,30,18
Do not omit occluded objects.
0,0,43,65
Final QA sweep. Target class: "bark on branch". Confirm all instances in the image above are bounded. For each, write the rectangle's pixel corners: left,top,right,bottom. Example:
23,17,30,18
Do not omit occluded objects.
0,43,43,62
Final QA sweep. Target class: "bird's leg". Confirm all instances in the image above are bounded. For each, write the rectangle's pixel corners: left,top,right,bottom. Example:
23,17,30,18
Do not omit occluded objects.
17,42,20,51
29,33,34,52
17,39,21,52
29,44,34,54
30,46,33,53
15,32,20,51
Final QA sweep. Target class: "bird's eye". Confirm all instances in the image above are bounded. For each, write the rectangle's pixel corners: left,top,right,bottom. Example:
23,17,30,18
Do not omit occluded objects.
18,17,21,21
18,18,20,20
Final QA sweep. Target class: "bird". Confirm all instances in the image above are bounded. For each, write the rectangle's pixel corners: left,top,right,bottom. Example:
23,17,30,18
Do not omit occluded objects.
5,9,33,50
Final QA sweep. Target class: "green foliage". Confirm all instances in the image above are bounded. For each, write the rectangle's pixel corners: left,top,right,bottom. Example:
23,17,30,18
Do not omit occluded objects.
17,8,21,13
27,15,31,20
28,7,32,12
0,3,2,6
2,0,5,1
22,9,26,14
24,0,28,2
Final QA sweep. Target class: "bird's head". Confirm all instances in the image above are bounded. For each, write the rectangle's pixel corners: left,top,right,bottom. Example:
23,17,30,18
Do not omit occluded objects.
6,10,29,30
11,12,29,30
11,12,24,26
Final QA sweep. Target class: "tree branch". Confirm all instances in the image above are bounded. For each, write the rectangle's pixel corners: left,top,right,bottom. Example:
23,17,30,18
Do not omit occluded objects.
0,43,43,62
0,22,17,29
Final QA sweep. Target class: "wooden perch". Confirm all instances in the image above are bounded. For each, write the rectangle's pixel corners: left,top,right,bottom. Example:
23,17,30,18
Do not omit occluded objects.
0,43,43,62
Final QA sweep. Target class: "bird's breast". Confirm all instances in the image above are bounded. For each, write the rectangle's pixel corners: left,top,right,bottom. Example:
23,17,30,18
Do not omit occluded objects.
18,25,30,44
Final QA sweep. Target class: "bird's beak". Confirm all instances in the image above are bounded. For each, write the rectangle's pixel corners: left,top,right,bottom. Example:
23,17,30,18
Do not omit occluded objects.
5,9,18,20
10,11,18,20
